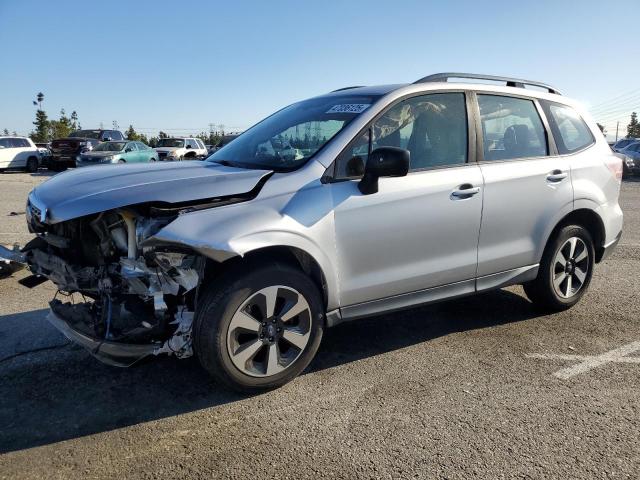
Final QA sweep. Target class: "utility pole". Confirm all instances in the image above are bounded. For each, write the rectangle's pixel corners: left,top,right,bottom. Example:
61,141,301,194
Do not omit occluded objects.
615,121,619,142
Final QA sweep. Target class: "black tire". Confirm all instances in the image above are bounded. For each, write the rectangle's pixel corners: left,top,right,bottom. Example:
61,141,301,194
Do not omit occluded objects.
194,262,324,392
25,156,39,173
523,224,595,312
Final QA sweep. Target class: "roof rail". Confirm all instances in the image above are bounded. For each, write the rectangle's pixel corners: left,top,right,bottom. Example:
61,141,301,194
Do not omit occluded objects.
413,72,561,95
331,85,365,92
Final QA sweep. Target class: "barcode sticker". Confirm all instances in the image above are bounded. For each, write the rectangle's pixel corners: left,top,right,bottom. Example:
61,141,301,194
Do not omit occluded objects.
326,104,370,114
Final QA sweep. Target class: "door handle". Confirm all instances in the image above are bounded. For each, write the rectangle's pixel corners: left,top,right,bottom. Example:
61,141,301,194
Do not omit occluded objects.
451,184,481,199
546,170,568,182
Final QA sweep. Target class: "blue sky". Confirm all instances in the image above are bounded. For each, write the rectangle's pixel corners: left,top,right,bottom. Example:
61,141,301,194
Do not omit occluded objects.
1,0,638,139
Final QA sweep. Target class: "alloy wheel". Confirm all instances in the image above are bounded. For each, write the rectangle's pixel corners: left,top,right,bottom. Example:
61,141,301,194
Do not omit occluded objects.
226,285,312,377
552,237,590,299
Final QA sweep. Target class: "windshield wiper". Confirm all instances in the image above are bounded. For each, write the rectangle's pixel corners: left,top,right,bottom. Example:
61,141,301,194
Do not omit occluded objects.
212,159,245,168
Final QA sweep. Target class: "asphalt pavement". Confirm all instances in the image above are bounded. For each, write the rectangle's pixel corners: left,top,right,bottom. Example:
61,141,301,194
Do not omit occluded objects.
0,171,639,479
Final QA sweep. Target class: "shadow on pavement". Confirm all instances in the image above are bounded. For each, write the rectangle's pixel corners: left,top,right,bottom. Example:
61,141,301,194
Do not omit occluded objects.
0,288,538,454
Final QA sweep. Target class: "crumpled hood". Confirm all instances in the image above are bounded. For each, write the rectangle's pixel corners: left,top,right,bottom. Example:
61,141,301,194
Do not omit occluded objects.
30,161,272,223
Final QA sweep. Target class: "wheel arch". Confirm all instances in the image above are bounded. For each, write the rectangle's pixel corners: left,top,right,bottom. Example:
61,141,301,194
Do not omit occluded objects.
205,245,329,309
544,208,606,263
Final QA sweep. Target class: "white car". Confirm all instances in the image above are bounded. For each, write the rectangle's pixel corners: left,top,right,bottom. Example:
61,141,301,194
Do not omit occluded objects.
0,136,40,172
154,138,208,161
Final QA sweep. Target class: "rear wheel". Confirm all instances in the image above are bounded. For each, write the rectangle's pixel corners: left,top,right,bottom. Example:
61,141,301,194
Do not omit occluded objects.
194,262,324,392
524,225,595,312
25,156,38,173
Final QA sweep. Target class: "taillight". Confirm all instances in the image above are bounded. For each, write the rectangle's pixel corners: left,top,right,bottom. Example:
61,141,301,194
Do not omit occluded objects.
605,155,623,183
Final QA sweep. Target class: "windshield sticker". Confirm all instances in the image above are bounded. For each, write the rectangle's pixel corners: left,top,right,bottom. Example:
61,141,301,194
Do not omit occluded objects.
326,104,370,114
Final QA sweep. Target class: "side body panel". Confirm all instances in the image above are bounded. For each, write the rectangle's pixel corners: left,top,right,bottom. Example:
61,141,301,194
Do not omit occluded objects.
477,156,574,276
331,165,484,307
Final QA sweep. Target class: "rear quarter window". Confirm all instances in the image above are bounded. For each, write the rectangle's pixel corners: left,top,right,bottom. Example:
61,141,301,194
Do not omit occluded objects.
541,101,595,154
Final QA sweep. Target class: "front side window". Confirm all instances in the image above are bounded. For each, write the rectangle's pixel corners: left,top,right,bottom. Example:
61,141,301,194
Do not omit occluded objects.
334,93,468,178
208,94,380,171
478,95,548,161
541,101,595,154
94,141,126,152
157,138,184,148
69,130,101,139
186,139,198,149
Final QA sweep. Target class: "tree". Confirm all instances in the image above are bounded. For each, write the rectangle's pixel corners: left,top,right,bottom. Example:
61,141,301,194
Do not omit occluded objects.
139,133,149,145
627,112,640,138
32,109,49,143
158,131,168,139
71,111,79,131
125,124,140,141
2,128,8,135
48,109,73,140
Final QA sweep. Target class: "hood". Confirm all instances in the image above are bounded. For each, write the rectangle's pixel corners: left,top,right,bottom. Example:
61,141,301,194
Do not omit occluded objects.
30,161,272,223
155,147,181,153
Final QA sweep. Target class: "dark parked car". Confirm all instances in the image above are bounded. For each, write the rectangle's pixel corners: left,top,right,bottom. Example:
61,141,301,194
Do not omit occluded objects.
49,129,125,171
611,138,638,153
619,141,640,176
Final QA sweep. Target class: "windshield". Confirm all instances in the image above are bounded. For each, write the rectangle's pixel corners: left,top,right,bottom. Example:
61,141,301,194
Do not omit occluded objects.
94,141,126,152
157,138,184,148
69,130,102,139
207,95,380,170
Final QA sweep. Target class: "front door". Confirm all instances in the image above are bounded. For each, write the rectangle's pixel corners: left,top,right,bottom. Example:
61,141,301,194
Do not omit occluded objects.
330,92,483,308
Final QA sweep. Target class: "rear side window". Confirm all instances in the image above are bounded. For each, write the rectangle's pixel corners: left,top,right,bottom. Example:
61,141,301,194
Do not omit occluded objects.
478,94,548,161
541,101,595,154
0,138,12,148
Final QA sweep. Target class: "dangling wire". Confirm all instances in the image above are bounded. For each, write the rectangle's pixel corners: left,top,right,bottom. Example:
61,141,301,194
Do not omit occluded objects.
104,294,113,340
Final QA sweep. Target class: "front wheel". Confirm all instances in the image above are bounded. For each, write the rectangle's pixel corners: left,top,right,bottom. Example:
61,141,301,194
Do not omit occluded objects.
524,225,595,312
194,263,324,392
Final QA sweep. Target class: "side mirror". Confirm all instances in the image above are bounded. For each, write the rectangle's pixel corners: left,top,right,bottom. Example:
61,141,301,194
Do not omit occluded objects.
185,144,192,149
358,147,410,195
125,147,132,152
102,137,111,142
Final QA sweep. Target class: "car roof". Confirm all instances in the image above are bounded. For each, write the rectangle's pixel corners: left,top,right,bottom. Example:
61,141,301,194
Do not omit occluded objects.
0,135,30,139
319,73,570,104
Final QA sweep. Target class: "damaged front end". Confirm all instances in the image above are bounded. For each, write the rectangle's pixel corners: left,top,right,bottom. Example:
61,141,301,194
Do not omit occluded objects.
9,206,204,367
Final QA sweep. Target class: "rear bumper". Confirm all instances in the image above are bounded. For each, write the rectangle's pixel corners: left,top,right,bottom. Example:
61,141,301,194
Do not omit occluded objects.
50,153,80,164
599,231,622,262
47,308,159,367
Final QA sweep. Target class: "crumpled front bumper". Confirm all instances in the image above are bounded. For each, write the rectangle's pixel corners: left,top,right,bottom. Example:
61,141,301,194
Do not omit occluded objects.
46,309,160,367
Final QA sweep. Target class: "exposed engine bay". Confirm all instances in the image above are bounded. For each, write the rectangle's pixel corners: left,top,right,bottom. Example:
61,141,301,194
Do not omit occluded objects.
12,207,204,366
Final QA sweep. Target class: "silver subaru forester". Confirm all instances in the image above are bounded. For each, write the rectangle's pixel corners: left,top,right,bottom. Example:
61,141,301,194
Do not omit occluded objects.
2,73,624,391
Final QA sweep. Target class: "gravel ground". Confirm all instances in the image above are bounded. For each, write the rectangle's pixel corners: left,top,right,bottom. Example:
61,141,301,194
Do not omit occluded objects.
0,172,638,479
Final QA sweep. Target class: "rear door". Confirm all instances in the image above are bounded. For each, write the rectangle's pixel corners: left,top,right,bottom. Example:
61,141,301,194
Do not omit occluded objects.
9,138,29,167
475,93,573,283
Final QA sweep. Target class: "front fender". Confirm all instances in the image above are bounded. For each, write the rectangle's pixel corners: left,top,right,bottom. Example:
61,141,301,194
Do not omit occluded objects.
145,183,341,310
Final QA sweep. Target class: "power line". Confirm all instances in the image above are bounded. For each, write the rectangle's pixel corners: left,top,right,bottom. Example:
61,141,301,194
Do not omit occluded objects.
588,88,640,110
